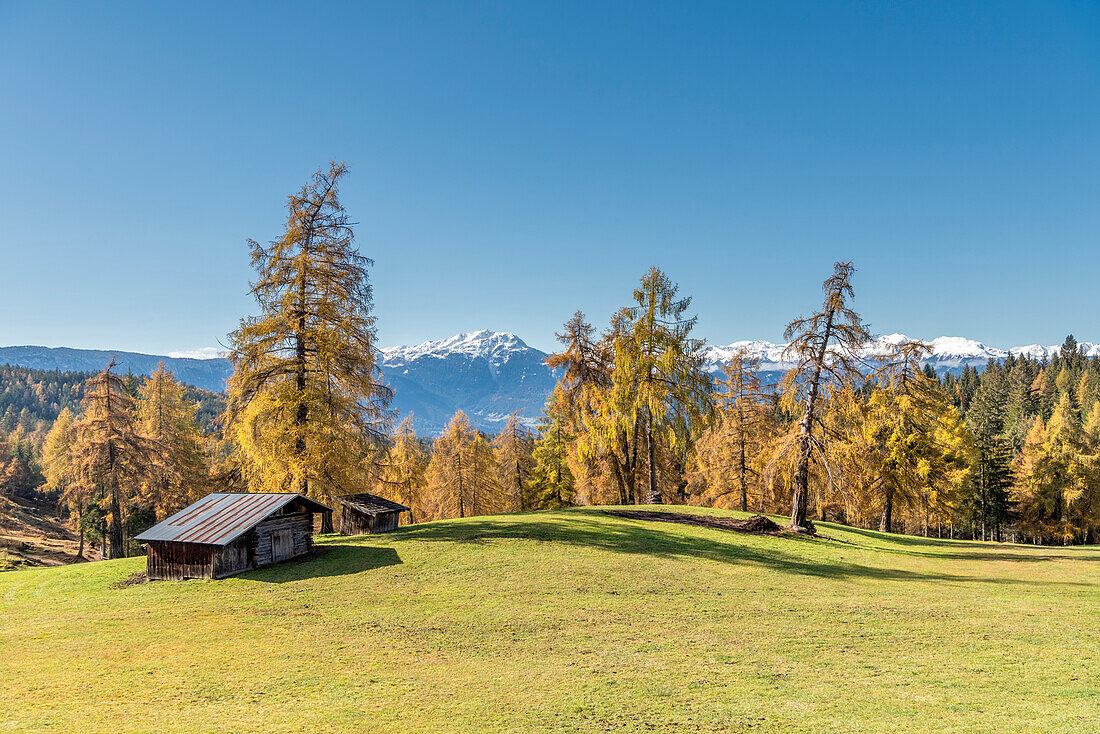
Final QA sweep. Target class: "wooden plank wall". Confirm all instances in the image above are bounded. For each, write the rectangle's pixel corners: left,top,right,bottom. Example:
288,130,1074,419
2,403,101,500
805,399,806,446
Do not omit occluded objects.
147,541,215,580
254,512,312,566
213,533,255,578
339,509,371,535
340,509,400,534
373,512,399,533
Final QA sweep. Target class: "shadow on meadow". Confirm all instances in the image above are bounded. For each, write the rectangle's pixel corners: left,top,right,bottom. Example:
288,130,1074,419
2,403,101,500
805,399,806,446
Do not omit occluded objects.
826,525,1098,563
245,544,402,583
394,511,1094,587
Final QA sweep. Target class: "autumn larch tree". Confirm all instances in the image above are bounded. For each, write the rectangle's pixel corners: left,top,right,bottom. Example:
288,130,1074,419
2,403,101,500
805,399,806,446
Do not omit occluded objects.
42,407,83,556
867,341,971,534
225,162,392,530
546,311,636,504
713,349,772,511
493,413,535,511
68,360,159,559
779,261,871,532
377,416,428,522
611,267,713,504
137,363,209,519
425,412,503,519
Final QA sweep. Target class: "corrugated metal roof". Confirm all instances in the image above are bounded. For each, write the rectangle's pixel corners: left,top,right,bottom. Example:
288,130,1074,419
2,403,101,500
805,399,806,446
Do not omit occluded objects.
334,493,410,516
134,493,333,546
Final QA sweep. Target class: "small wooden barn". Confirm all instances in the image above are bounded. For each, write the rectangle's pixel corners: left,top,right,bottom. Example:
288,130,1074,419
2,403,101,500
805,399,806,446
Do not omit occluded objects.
334,493,410,535
134,492,333,580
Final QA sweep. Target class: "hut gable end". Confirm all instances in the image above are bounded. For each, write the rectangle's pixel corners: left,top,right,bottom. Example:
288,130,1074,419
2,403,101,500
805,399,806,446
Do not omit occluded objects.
335,493,410,535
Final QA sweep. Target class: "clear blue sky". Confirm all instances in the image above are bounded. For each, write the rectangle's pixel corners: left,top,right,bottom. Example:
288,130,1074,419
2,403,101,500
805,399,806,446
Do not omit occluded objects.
1,2,1098,355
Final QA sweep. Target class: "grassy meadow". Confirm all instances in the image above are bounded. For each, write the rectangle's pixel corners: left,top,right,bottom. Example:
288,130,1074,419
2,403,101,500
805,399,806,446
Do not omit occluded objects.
1,506,1097,733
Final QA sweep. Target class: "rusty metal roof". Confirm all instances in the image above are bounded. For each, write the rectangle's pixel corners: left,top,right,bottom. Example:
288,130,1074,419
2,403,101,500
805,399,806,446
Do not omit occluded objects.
134,493,333,546
334,493,410,516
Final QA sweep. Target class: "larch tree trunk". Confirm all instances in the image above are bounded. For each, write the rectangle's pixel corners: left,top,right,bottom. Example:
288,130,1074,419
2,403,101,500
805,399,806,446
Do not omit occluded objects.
76,508,85,560
879,487,893,533
737,401,748,512
789,309,834,531
645,411,662,504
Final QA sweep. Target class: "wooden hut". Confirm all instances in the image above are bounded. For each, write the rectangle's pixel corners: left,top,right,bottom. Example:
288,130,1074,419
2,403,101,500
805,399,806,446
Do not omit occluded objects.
134,493,333,580
335,493,410,535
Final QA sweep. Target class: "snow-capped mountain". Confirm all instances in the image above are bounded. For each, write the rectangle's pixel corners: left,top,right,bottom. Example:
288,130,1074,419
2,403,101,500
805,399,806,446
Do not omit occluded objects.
381,330,531,370
378,330,556,434
700,334,1098,376
702,340,793,373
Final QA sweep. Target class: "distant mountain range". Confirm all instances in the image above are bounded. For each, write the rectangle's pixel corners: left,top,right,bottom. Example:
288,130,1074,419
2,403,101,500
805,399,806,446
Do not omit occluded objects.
702,334,1100,375
0,346,234,393
1,332,1094,435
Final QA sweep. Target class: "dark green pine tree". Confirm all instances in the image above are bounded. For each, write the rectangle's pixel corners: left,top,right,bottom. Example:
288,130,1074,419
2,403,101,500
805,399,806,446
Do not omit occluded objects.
527,406,575,509
964,375,1013,540
1003,361,1039,451
957,365,980,412
966,435,1014,541
941,372,959,408
1060,334,1082,368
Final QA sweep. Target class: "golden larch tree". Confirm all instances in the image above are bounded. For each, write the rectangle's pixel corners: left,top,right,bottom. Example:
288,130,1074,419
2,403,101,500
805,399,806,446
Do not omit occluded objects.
691,349,773,512
778,261,870,531
137,363,209,518
376,416,428,522
493,413,535,511
69,361,159,558
225,162,393,528
425,412,503,519
610,267,713,504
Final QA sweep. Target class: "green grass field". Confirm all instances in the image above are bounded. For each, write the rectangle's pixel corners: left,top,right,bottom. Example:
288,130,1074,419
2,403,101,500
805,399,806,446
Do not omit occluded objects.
1,506,1097,733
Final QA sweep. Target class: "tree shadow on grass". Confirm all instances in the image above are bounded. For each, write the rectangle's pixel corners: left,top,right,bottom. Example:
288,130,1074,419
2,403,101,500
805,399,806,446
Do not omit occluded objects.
244,545,402,583
826,526,1099,563
397,512,1094,588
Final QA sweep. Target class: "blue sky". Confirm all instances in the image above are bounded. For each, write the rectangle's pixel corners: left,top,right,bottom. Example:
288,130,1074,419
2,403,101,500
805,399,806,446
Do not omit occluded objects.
1,2,1098,355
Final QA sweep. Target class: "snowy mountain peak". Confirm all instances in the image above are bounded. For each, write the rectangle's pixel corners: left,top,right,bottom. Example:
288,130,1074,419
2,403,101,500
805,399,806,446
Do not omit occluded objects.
380,330,532,366
1010,342,1100,359
701,334,1097,374
926,336,1005,360
1010,344,1060,360
701,340,791,372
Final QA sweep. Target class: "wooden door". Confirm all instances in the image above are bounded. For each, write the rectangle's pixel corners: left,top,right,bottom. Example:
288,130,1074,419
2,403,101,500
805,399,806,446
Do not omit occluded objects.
271,529,294,562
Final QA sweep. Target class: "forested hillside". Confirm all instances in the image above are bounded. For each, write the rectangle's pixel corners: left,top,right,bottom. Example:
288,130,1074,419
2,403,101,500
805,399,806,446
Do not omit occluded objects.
0,364,223,512
0,365,91,432
0,346,232,392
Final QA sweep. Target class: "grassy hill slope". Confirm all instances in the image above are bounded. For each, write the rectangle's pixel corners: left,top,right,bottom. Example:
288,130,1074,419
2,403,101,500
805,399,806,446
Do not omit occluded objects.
1,507,1097,733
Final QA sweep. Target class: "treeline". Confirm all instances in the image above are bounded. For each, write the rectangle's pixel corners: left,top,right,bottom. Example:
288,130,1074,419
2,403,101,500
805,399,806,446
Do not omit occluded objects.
939,338,1100,543
10,163,1099,560
356,267,1100,546
0,365,92,434
0,366,94,499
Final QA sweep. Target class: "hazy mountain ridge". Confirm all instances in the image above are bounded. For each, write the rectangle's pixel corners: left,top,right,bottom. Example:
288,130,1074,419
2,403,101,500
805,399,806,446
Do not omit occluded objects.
0,346,234,394
1,332,1093,435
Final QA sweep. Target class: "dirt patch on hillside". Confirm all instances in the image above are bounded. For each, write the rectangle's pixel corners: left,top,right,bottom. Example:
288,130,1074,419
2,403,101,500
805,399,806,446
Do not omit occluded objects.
0,495,87,570
602,509,788,535
112,572,148,589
